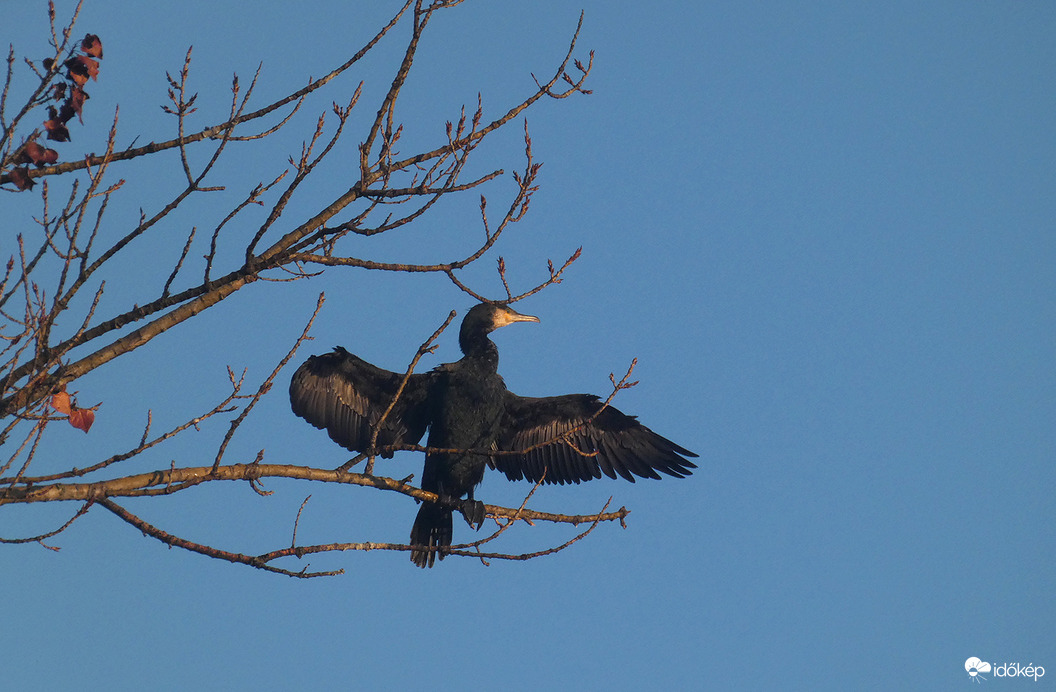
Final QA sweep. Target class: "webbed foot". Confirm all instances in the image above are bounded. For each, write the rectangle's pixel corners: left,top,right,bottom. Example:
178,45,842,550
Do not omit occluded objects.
459,499,487,530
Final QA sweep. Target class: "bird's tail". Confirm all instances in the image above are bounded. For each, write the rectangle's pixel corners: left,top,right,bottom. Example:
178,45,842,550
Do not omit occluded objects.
409,503,452,568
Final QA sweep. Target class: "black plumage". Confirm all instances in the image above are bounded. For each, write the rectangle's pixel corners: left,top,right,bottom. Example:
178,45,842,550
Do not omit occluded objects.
289,303,697,568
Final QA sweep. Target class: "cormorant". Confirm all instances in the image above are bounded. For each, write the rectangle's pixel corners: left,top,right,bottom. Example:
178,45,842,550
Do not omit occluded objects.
289,303,697,567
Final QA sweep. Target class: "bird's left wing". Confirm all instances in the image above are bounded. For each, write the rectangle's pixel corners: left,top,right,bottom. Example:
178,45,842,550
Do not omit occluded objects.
289,347,435,456
492,392,698,485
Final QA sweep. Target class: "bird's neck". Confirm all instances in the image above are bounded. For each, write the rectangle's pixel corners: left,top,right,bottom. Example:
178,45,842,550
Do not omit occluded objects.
459,332,499,368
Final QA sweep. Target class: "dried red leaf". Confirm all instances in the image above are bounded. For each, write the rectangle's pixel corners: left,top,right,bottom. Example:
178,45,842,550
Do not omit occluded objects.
19,141,59,167
64,56,85,75
81,34,103,59
68,407,95,433
50,390,72,415
20,140,45,163
57,102,77,124
68,86,90,120
82,56,100,80
8,167,34,190
44,118,70,142
50,386,97,432
50,82,67,100
67,70,87,87
65,55,99,83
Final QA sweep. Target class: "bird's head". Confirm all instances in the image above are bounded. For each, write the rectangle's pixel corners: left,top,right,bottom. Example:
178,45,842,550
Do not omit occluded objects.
460,303,539,353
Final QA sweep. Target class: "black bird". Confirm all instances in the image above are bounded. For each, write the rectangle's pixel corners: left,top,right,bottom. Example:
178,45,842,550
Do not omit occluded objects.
289,303,697,567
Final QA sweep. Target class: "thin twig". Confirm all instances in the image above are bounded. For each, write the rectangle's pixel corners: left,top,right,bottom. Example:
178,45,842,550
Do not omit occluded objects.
362,309,456,474
211,293,325,472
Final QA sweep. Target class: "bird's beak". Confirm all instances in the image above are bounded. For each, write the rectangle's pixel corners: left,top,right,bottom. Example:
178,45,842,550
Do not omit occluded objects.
501,309,540,326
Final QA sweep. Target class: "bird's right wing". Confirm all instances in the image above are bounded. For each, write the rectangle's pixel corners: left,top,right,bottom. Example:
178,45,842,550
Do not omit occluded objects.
289,347,434,456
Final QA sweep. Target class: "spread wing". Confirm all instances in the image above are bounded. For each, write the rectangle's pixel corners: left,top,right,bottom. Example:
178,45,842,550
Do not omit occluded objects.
289,347,434,457
492,393,698,485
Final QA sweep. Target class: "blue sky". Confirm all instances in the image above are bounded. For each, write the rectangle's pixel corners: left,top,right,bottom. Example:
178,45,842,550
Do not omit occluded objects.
2,1,1053,689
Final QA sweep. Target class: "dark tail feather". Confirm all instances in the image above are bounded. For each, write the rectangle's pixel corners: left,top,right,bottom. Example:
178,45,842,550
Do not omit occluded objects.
410,503,452,568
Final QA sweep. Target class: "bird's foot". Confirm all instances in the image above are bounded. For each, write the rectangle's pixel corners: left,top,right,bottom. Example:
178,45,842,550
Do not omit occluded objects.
459,499,487,530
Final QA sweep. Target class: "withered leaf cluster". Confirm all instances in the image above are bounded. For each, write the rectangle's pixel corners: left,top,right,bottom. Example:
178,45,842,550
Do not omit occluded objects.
49,386,96,433
8,34,103,191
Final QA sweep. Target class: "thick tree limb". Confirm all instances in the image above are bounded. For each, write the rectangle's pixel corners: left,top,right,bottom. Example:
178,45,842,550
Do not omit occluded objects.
0,462,631,527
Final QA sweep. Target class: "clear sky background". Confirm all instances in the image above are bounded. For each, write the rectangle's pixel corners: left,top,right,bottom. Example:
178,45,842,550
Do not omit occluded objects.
2,2,1054,690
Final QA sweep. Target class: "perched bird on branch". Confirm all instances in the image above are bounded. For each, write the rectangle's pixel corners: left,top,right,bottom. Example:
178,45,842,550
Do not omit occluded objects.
290,302,697,567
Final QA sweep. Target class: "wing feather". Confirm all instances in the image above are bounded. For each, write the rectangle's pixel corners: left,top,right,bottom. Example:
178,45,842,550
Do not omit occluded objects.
289,347,433,456
493,392,698,485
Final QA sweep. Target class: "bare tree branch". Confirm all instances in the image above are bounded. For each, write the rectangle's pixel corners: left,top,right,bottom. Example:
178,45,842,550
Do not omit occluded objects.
0,2,640,576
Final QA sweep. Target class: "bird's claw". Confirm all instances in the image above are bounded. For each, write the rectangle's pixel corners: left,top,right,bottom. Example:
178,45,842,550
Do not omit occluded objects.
459,499,487,530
